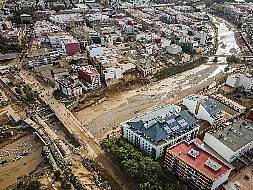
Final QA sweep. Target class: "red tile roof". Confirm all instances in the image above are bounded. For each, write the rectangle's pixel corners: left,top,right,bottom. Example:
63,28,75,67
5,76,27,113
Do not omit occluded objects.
80,65,99,76
167,140,230,180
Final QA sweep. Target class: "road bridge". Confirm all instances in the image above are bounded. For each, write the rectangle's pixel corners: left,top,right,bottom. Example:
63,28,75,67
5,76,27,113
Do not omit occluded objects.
19,69,133,190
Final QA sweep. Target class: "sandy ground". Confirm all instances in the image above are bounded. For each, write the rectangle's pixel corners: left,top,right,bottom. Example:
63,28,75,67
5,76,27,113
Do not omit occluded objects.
75,64,226,139
0,134,43,190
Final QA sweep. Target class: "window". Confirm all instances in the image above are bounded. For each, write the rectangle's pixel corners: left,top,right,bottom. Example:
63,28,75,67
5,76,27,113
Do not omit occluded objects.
244,175,250,180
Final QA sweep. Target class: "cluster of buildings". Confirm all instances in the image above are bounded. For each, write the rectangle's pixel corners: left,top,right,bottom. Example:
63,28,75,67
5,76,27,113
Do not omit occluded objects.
38,2,217,96
91,46,136,84
0,19,26,47
183,94,224,125
55,65,101,97
29,16,99,97
119,4,214,76
0,1,218,98
121,71,253,189
33,20,81,56
2,0,253,189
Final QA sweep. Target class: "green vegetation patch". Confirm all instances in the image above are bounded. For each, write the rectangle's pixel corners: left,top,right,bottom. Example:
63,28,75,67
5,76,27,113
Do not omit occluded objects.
12,179,41,190
15,84,38,101
155,57,207,80
101,138,187,190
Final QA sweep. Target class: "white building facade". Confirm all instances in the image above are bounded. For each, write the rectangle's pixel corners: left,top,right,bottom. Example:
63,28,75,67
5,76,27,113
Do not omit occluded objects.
226,73,253,92
183,94,224,125
204,118,253,163
166,44,182,55
55,77,82,97
121,104,199,159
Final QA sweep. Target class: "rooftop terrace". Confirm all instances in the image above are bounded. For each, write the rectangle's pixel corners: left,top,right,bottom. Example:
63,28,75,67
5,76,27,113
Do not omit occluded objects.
167,140,230,180
212,118,253,152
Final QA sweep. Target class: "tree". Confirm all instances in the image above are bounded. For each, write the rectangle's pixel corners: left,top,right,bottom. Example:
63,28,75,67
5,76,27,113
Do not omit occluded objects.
21,85,38,101
226,55,240,64
22,85,31,94
140,181,163,190
115,146,128,160
26,90,37,101
140,182,152,190
166,183,186,190
166,184,176,190
121,159,139,179
15,179,41,190
54,170,61,180
100,138,170,189
61,180,72,190
15,87,23,94
100,138,116,153
179,42,193,54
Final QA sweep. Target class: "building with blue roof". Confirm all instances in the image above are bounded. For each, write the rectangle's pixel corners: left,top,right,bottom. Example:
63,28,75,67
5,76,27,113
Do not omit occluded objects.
183,94,224,125
121,104,199,159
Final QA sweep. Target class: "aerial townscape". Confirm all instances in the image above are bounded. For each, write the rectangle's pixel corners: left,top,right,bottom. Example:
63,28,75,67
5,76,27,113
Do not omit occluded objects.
2,0,253,190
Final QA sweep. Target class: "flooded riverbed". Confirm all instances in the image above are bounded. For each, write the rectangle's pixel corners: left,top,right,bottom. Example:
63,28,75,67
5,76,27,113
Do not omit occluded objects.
0,134,44,190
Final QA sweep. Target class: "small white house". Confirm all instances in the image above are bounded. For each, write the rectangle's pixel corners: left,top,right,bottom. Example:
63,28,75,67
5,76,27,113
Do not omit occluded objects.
103,67,123,80
183,94,224,125
161,39,171,48
88,45,105,58
226,75,240,88
239,74,253,91
226,73,253,92
103,61,135,82
0,65,10,75
195,31,207,45
167,44,182,55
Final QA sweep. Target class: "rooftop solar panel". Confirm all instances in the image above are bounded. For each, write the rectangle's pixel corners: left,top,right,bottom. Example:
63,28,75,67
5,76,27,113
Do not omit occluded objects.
166,118,175,124
171,125,180,131
165,128,172,134
164,126,170,130
178,119,185,124
181,122,188,127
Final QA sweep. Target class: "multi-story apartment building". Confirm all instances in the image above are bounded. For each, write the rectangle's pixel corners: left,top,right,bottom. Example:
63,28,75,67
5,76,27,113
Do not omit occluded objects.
204,118,253,163
165,140,231,190
61,37,81,56
121,104,199,159
183,94,224,125
55,76,82,97
78,65,101,90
